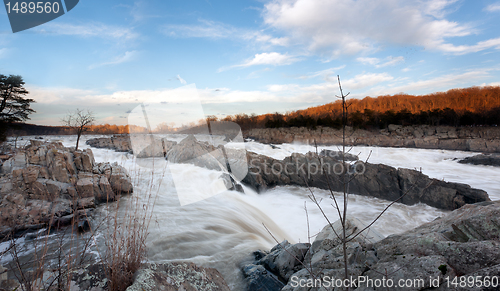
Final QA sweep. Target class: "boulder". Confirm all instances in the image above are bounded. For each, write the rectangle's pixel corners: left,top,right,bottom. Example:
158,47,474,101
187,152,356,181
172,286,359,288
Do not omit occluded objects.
136,138,177,158
242,151,489,210
458,153,500,167
241,264,285,291
126,262,231,291
73,149,95,172
109,163,133,194
167,135,225,171
275,201,500,291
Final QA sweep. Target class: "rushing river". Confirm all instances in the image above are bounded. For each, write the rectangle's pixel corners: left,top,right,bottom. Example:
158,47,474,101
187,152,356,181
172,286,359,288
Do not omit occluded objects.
2,135,499,290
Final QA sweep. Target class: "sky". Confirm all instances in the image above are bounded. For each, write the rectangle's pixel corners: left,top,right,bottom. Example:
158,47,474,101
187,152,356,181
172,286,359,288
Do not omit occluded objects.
1,0,500,126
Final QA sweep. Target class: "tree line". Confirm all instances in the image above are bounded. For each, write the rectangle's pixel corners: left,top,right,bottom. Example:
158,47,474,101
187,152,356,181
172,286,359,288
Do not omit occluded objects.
217,86,500,130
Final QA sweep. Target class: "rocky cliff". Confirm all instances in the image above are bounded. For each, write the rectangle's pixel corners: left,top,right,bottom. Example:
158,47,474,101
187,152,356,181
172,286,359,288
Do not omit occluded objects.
0,140,133,238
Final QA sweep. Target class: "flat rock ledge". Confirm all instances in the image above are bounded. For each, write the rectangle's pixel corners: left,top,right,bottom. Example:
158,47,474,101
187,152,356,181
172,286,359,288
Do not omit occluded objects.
244,125,500,153
242,201,500,291
0,140,133,239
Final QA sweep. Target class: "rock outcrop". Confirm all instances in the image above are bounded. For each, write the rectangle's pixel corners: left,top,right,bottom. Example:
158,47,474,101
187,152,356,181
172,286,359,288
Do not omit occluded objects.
0,141,133,238
126,262,231,291
86,134,133,153
458,153,500,167
245,201,500,291
242,150,489,210
245,125,500,153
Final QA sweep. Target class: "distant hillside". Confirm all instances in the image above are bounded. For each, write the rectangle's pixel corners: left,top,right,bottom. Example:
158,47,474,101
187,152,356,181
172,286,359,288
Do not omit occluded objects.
219,86,500,130
6,123,133,136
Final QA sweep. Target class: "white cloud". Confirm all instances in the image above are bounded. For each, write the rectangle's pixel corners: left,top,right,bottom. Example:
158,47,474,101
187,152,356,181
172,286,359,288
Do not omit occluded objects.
357,56,405,68
218,52,299,71
163,19,288,46
27,86,97,104
342,73,394,90
89,51,138,69
363,69,493,97
485,3,500,12
262,0,496,56
436,37,500,54
37,22,139,40
298,65,346,80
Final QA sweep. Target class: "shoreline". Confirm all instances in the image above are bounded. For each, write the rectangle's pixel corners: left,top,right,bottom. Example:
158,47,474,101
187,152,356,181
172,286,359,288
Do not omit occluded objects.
243,125,500,153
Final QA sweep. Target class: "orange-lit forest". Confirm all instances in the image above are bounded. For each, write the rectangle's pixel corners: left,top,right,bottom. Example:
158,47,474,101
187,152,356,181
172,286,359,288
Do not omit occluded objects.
220,86,500,130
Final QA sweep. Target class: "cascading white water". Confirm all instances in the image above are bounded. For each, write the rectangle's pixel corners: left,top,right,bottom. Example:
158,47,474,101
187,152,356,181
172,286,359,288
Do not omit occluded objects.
2,134,498,290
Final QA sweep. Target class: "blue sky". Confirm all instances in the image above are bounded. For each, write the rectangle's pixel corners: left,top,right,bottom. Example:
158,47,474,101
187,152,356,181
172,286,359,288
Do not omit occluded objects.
1,0,500,126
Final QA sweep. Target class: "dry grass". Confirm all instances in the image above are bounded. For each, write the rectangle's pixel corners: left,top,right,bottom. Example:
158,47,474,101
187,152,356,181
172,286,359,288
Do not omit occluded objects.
102,164,161,291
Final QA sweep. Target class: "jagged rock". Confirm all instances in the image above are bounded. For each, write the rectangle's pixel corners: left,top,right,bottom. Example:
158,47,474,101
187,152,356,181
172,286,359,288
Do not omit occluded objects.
68,263,108,291
76,176,94,198
260,241,311,282
276,202,500,291
242,264,285,291
74,148,95,172
0,141,133,239
0,152,26,174
167,135,225,171
136,138,177,158
458,153,500,167
109,163,133,194
95,175,115,202
126,262,231,291
242,151,489,210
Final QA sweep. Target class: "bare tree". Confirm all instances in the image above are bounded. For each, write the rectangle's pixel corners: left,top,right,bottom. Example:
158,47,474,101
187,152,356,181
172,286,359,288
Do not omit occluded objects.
62,108,95,151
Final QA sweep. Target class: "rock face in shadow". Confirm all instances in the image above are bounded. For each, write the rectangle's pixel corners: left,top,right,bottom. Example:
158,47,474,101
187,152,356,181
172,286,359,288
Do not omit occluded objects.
458,153,500,167
246,202,500,291
245,125,500,153
242,151,489,210
0,141,133,238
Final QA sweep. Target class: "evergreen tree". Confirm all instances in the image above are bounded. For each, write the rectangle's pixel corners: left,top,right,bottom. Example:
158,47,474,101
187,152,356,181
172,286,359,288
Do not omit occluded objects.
0,74,35,141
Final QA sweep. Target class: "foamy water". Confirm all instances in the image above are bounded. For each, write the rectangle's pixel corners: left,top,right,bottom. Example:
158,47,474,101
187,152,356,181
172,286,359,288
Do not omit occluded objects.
2,135,498,289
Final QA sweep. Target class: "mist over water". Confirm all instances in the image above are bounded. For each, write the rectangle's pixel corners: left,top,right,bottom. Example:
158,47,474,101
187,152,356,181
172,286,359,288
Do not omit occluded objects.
3,135,498,289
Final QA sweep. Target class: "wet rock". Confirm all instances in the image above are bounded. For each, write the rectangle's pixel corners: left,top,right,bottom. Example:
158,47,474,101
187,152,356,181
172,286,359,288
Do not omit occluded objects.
271,203,500,290
242,151,489,210
127,262,230,291
242,264,285,291
458,153,500,167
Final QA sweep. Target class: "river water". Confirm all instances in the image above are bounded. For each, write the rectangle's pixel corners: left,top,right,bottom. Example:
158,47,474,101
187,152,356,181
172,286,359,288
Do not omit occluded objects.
2,135,499,290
